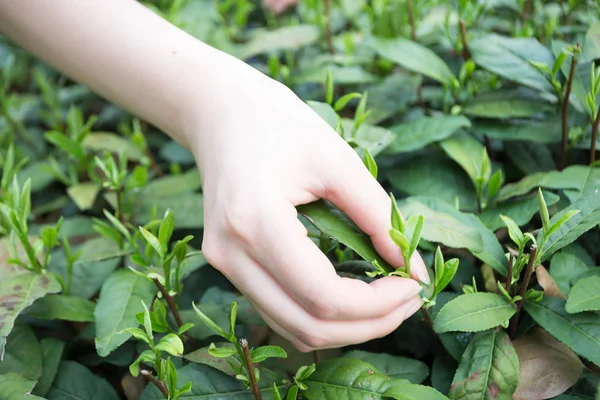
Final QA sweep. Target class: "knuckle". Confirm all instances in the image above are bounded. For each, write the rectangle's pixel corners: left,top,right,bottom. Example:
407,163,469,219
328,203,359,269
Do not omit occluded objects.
307,297,339,320
222,202,258,241
295,329,328,349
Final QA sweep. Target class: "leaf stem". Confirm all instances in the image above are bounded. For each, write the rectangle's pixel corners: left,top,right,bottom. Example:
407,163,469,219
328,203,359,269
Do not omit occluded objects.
152,277,184,328
407,0,417,42
240,339,262,400
591,107,600,165
459,19,471,60
510,245,537,339
560,51,578,170
324,0,334,55
520,0,533,25
141,370,169,398
505,255,514,294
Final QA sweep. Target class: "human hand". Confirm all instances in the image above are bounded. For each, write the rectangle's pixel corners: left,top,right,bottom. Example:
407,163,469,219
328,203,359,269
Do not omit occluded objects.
262,0,298,14
189,69,430,352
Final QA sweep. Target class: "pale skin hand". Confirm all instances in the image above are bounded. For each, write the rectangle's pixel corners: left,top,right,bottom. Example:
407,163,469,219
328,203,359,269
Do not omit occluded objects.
0,0,430,351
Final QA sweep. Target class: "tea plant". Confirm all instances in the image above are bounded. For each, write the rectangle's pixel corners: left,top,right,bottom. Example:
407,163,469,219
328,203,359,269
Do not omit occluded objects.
2,0,600,399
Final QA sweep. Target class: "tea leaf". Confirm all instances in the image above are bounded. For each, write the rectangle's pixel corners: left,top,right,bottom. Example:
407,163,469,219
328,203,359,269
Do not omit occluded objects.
540,171,600,260
241,25,320,59
0,272,61,358
387,159,477,212
31,338,65,397
535,266,567,300
433,293,516,333
448,330,519,400
367,36,455,85
297,200,392,271
399,197,507,275
47,361,119,400
496,165,592,202
94,269,156,357
0,324,42,380
566,276,600,313
439,132,487,185
139,363,286,399
470,34,556,92
385,116,471,154
481,191,559,232
344,350,429,384
463,97,555,119
383,383,449,399
66,182,100,211
513,327,583,400
304,358,403,398
307,101,339,129
550,252,590,296
82,132,145,161
0,373,45,400
251,346,288,363
523,297,600,366
25,294,95,322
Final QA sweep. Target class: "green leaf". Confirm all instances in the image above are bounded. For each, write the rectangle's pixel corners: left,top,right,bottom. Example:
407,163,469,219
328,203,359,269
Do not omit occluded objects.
241,25,320,59
383,383,449,400
155,334,184,356
297,200,392,271
385,116,471,154
0,272,61,357
470,34,556,92
448,330,519,400
251,346,288,363
139,226,164,259
45,131,85,160
334,93,362,111
439,132,487,185
566,276,600,313
25,294,95,322
496,165,592,202
463,92,555,119
540,170,600,260
343,350,429,384
191,302,229,339
389,228,409,253
133,193,204,229
367,36,455,85
481,191,560,232
475,118,562,144
66,182,100,211
340,118,395,156
0,373,45,400
140,363,286,399
207,343,237,358
158,209,175,248
94,269,156,357
47,361,119,400
550,252,590,297
487,170,503,199
304,358,403,398
387,158,477,212
307,101,339,130
433,293,516,334
0,324,42,380
32,338,65,397
538,188,551,235
82,132,145,161
399,197,507,275
435,259,459,297
362,148,378,179
523,297,600,366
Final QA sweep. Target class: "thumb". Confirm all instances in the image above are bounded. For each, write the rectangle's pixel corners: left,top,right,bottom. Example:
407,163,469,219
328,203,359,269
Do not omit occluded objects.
313,145,430,284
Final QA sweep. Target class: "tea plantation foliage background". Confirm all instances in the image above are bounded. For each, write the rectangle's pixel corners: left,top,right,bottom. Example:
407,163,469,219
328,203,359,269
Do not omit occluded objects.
1,0,600,399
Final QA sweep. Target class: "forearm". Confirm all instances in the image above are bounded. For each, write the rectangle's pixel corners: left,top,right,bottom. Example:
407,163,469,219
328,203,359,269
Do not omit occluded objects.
0,0,257,148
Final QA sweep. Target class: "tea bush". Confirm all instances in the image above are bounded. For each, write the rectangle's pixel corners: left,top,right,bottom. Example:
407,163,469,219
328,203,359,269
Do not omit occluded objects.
1,0,600,399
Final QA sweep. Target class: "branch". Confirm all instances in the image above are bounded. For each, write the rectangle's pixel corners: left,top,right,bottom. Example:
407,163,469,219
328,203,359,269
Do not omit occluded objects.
141,370,169,398
407,0,417,41
510,245,538,339
505,255,514,294
240,339,262,400
324,0,334,55
459,19,471,60
152,278,184,328
560,51,578,170
591,108,600,165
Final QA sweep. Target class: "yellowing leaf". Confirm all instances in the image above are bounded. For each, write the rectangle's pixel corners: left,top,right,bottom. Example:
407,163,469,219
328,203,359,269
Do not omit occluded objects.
536,266,567,299
513,327,583,400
